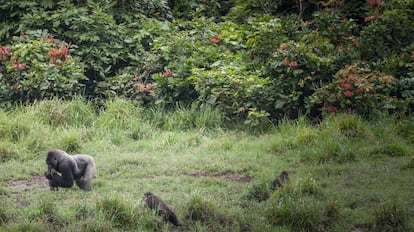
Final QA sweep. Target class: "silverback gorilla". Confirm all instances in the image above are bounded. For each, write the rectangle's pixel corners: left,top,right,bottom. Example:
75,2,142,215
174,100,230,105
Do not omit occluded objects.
44,149,95,191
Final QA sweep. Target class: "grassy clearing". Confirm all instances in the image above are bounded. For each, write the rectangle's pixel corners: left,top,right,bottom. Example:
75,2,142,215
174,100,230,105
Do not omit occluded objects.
0,98,413,231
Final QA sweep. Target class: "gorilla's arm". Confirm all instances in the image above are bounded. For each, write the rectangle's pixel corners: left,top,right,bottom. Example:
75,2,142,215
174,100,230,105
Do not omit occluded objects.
45,160,76,188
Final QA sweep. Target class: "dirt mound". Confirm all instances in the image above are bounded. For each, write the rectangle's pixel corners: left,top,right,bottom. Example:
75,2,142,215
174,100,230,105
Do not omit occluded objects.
188,171,253,183
6,175,48,189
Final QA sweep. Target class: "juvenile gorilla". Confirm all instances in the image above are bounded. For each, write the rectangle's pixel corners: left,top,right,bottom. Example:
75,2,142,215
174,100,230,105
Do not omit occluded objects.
44,149,95,191
271,170,289,190
144,192,181,226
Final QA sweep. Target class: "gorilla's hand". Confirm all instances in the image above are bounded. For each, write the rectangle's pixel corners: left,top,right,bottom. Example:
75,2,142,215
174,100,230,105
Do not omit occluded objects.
45,168,57,179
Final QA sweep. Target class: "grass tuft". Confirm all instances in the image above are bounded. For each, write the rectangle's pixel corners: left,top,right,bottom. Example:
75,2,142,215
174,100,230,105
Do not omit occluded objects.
244,182,271,202
31,97,95,127
372,202,409,232
324,113,367,138
184,192,219,222
96,195,137,229
27,199,68,231
0,142,19,162
265,176,338,232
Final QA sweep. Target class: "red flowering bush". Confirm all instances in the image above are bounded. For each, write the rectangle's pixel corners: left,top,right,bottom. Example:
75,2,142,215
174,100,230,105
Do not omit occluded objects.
310,63,396,116
265,33,356,118
0,32,85,105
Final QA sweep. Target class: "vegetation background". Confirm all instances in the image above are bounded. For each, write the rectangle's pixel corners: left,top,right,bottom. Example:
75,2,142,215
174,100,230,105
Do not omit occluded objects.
0,0,413,231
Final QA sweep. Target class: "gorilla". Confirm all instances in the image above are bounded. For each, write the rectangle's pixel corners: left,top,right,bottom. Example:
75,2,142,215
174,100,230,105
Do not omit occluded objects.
144,192,181,226
271,170,289,190
44,149,95,191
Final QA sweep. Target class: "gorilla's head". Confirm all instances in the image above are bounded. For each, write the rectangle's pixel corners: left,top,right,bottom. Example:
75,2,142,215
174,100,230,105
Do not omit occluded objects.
46,150,60,170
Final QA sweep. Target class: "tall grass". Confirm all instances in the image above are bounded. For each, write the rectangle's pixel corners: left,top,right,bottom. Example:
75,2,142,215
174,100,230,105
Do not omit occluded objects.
0,98,413,231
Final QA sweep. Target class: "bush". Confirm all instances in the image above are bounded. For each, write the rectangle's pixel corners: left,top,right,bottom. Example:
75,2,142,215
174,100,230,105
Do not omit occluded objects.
0,31,85,106
266,34,345,118
360,8,414,61
310,63,397,116
191,65,269,119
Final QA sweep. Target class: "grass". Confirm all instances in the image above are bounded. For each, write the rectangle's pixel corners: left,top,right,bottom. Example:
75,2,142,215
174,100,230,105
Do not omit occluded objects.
0,98,413,231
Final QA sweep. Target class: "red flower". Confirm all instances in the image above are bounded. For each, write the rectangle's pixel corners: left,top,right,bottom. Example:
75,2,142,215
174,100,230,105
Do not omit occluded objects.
208,33,222,45
44,34,56,44
145,83,153,91
347,75,357,83
339,83,352,90
208,37,218,45
327,105,337,113
0,46,11,61
364,15,377,22
368,0,378,7
48,45,69,64
352,39,360,47
344,90,353,97
164,69,173,77
288,60,298,67
356,87,364,94
213,33,221,40
12,63,26,70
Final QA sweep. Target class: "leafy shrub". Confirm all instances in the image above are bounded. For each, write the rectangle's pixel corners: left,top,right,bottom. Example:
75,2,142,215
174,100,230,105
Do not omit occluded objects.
97,73,155,105
310,63,397,116
15,1,163,99
0,31,85,106
171,0,233,20
311,12,358,46
191,65,269,119
246,16,307,63
266,33,346,118
360,8,414,61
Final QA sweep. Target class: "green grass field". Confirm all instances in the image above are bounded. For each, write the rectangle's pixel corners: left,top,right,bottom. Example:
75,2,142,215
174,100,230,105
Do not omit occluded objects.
0,98,413,231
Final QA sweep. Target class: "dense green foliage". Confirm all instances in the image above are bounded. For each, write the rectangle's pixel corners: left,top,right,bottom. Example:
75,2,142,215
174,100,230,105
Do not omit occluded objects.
0,0,412,120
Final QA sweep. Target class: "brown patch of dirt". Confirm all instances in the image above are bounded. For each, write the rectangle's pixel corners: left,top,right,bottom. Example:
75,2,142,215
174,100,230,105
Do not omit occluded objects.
188,171,253,183
6,175,48,189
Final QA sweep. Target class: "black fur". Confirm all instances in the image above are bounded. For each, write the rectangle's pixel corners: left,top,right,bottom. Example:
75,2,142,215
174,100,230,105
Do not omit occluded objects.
144,192,181,226
45,149,95,191
271,171,289,190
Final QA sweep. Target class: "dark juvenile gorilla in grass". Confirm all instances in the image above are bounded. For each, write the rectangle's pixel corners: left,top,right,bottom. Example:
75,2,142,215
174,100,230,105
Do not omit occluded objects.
144,192,182,226
44,149,95,191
